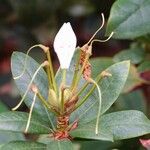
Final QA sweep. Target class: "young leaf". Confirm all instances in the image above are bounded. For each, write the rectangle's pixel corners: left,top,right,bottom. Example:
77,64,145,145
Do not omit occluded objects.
71,110,150,141
0,141,46,150
0,111,51,134
106,0,150,39
71,61,130,124
11,52,55,124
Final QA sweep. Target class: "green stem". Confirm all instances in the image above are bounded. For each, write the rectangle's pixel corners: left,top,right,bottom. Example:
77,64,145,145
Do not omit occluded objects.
76,82,89,96
45,66,53,89
62,69,67,85
61,69,67,113
74,75,103,111
37,92,59,115
46,50,57,93
72,54,90,92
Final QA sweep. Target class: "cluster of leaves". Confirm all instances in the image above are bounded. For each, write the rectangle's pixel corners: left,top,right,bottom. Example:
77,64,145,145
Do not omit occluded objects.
0,0,150,149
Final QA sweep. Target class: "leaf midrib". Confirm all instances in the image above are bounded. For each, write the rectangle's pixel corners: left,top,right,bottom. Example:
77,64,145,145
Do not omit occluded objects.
113,0,146,31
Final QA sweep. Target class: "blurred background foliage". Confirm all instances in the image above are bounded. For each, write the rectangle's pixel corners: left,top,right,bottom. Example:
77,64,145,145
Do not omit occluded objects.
0,0,149,149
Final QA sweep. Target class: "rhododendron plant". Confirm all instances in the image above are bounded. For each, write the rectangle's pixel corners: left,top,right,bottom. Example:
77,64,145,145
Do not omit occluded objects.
0,0,150,148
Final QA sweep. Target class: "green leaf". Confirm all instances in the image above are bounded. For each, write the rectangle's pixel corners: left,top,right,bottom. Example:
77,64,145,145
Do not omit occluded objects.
123,65,145,93
0,102,25,144
71,61,130,124
113,44,145,64
47,140,74,150
11,52,54,124
38,135,74,150
0,101,8,113
71,110,150,141
76,141,113,150
90,57,114,78
0,141,46,150
138,60,150,73
106,0,150,39
38,138,73,150
113,90,146,113
0,131,25,144
0,111,51,134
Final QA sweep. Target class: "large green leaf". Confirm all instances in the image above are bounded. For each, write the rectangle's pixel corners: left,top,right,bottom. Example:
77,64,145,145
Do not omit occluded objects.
0,141,46,150
47,140,73,150
106,0,150,39
0,111,51,134
71,110,150,141
0,103,25,144
11,52,54,124
38,134,73,150
71,61,130,124
123,65,145,93
38,135,74,150
90,57,114,78
0,101,8,113
113,44,145,64
113,90,146,113
0,130,24,144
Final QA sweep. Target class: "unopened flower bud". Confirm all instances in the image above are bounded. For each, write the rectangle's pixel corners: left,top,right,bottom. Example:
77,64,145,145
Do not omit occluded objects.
64,88,72,103
54,22,77,69
48,89,58,107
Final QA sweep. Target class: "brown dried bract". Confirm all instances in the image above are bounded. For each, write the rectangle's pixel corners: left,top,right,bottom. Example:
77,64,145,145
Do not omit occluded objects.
80,45,92,80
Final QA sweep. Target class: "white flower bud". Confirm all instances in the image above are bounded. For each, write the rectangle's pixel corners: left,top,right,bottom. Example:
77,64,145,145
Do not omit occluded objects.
54,22,77,69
